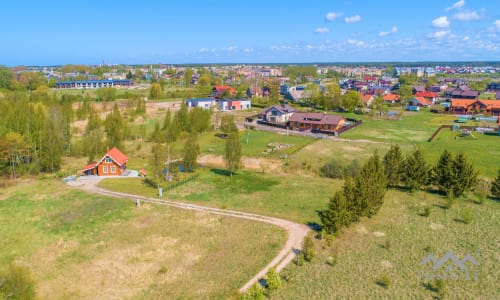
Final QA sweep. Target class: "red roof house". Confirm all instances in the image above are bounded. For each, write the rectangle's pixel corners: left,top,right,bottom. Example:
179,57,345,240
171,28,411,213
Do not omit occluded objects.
212,85,236,98
82,147,128,176
383,93,401,103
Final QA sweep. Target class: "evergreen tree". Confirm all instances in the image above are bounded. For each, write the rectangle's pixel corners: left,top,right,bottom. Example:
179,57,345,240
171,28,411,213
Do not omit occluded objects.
104,104,125,150
83,112,105,161
383,144,403,187
39,113,64,172
149,83,162,100
220,114,238,133
265,267,282,290
224,130,242,176
402,147,430,191
355,151,387,217
150,122,162,143
150,142,165,179
491,169,500,198
161,109,172,131
343,177,360,222
182,134,200,172
174,102,190,132
433,149,454,196
319,191,351,234
450,152,478,198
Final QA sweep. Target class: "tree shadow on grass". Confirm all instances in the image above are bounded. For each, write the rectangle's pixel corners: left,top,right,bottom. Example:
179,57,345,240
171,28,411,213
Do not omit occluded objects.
210,168,232,177
307,221,322,232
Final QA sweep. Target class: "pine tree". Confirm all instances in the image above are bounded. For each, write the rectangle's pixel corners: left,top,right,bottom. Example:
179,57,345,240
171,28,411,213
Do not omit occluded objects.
39,113,64,172
83,112,105,161
161,109,172,131
344,177,360,222
319,191,350,234
183,134,200,172
174,102,190,132
491,169,500,198
383,144,403,187
355,151,387,217
104,104,125,150
450,152,478,198
220,114,238,134
224,130,242,176
150,142,165,179
402,147,430,191
150,122,162,143
433,149,454,196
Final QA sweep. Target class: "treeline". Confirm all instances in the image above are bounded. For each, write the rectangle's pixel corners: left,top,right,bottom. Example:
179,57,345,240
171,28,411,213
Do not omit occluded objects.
319,145,482,234
0,92,72,178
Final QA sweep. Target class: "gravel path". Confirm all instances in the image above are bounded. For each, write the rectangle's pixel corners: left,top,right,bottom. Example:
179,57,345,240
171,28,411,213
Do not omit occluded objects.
67,176,310,293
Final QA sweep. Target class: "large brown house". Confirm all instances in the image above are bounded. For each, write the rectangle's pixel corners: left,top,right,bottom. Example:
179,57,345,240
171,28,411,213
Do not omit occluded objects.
82,147,128,176
289,112,345,132
451,99,500,115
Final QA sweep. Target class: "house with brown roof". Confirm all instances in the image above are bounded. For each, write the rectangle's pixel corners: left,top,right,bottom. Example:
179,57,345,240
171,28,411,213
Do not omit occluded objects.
409,96,432,107
212,85,236,98
289,112,345,132
82,147,128,176
414,91,439,104
450,99,500,115
383,93,400,104
261,104,296,123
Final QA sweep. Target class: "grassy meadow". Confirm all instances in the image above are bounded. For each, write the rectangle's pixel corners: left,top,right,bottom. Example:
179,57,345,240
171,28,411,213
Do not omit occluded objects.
273,190,499,299
0,179,285,299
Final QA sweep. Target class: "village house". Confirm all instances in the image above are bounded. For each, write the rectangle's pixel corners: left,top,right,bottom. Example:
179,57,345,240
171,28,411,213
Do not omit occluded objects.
212,85,236,98
383,93,401,104
218,99,251,111
450,99,500,115
185,97,216,109
82,147,128,176
261,104,296,123
414,91,439,104
289,112,346,132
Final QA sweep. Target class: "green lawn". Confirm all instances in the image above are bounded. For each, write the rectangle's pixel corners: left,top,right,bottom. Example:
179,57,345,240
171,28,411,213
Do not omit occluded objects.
273,190,499,299
100,170,343,224
0,179,285,299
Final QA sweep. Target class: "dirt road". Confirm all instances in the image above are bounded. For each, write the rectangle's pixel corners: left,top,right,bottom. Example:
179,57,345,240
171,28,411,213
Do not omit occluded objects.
68,176,310,293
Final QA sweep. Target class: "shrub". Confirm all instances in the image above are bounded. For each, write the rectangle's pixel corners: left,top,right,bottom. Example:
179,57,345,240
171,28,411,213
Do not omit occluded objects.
473,179,490,204
376,274,391,289
384,239,391,250
0,264,36,300
460,208,474,224
241,283,265,300
302,237,315,262
326,254,337,266
320,159,344,179
157,266,168,274
265,267,282,290
294,253,305,266
422,206,431,217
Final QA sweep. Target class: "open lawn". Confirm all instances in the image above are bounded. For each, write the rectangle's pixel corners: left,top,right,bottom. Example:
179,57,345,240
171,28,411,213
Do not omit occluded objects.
0,179,285,299
340,110,457,143
99,170,342,224
273,190,499,299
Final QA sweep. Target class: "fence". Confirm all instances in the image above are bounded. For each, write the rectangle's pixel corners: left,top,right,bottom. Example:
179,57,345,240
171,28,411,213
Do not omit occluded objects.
144,174,200,192
427,125,479,142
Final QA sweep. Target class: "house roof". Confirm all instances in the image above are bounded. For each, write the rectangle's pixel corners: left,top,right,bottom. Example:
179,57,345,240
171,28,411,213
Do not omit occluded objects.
102,147,128,166
287,90,305,100
289,112,344,126
413,86,426,92
451,99,478,107
361,94,373,103
478,100,500,109
414,91,439,98
82,162,97,171
262,104,296,115
383,94,400,101
187,97,214,103
411,96,432,106
213,85,236,94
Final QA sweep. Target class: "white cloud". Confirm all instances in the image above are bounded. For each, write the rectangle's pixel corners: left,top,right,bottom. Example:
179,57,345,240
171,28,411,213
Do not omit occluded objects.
453,11,479,21
446,0,465,11
315,26,329,33
345,15,361,23
379,26,398,36
225,46,238,51
306,45,314,49
494,20,500,30
432,16,450,28
462,36,470,41
429,30,451,39
347,39,365,47
198,48,209,53
243,48,253,53
326,12,342,21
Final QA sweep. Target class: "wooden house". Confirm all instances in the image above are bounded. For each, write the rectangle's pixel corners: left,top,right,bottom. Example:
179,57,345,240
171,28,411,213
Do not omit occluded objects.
82,147,128,176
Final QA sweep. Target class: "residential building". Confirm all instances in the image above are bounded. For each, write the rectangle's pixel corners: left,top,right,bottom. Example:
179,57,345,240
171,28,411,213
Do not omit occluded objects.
186,98,216,109
261,104,296,123
55,79,133,89
82,147,128,176
289,112,345,132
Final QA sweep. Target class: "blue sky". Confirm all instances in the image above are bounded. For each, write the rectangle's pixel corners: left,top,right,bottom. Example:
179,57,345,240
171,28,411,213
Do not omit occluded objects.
1,0,499,65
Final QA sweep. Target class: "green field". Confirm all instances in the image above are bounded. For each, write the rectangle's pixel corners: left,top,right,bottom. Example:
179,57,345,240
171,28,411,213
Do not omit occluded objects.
0,179,285,299
100,170,342,224
273,190,499,299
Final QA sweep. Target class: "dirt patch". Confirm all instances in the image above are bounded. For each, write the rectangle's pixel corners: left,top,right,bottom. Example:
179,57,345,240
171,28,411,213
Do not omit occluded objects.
373,231,386,237
380,260,393,269
197,154,282,173
430,223,444,230
355,225,369,235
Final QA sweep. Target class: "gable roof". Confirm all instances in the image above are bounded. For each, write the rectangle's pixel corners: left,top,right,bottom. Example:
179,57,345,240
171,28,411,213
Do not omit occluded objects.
213,85,236,94
289,112,344,126
411,96,432,106
361,94,373,103
97,147,128,167
414,91,439,98
82,162,97,172
451,99,478,107
383,94,400,101
262,104,296,115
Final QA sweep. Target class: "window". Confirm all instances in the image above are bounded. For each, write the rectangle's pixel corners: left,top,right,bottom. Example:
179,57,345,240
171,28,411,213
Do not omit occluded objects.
105,157,112,163
103,166,108,173
110,166,116,173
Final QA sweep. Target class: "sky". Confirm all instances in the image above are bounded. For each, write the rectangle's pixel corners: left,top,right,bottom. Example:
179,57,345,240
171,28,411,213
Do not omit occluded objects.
1,0,499,65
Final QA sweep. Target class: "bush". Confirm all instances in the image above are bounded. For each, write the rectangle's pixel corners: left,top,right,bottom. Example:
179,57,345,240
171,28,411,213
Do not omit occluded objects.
302,237,315,262
294,253,305,266
473,179,490,204
326,254,337,266
422,206,431,217
0,264,36,300
460,208,474,224
376,274,391,289
265,267,282,290
320,159,344,179
241,283,265,300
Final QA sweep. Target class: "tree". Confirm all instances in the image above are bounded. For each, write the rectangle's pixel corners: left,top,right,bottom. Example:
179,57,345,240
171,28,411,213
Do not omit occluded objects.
0,65,14,90
432,149,454,196
104,104,126,150
149,83,162,100
219,114,238,133
184,68,194,86
398,84,413,106
150,142,165,179
319,191,351,234
383,144,403,187
150,122,163,143
161,109,172,131
0,132,28,179
401,147,430,191
450,152,478,198
354,151,387,217
491,169,500,198
265,267,282,290
173,102,190,133
182,134,200,172
83,112,105,161
95,87,117,102
342,90,361,112
224,131,242,176
372,95,388,114
39,112,64,172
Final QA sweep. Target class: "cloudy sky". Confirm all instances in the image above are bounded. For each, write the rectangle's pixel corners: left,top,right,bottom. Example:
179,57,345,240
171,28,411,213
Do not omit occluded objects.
1,0,499,65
